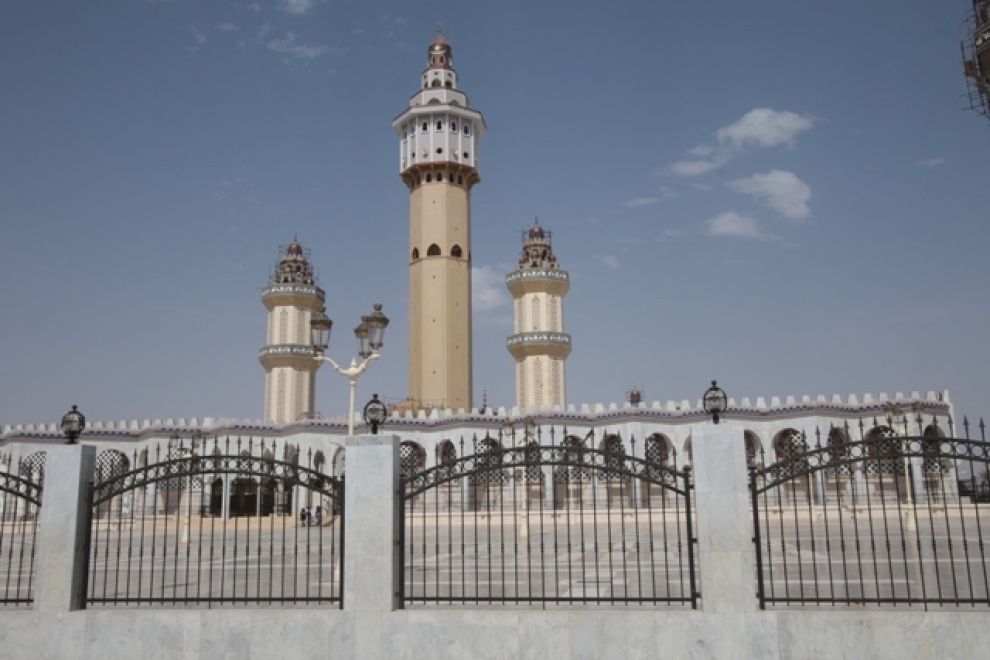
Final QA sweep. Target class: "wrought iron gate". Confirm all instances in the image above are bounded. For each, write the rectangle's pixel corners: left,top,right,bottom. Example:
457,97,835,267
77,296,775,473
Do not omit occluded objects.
399,431,698,608
749,418,990,609
0,452,45,607
84,437,343,607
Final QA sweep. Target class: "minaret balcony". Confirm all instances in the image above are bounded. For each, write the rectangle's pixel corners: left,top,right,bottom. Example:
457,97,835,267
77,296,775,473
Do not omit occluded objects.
258,344,321,369
506,332,572,360
261,283,326,309
506,269,570,297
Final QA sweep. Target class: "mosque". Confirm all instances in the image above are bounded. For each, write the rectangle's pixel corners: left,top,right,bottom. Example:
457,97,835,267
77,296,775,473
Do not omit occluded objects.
0,32,956,513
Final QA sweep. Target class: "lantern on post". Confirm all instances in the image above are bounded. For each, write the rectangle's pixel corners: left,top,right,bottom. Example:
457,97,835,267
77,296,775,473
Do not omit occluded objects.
363,393,388,434
702,380,728,425
60,404,86,444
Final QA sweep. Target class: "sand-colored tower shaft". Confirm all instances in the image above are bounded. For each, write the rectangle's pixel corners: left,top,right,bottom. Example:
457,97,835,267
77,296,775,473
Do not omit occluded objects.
393,32,486,411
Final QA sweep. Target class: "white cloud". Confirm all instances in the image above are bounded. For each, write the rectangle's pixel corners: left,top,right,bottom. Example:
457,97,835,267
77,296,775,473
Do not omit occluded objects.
217,22,240,32
246,2,261,11
728,170,811,221
916,157,946,168
664,108,816,177
706,212,762,239
472,265,510,312
280,0,319,15
622,196,660,208
594,254,621,270
669,153,729,177
267,32,329,59
658,185,677,199
716,108,816,149
691,182,713,191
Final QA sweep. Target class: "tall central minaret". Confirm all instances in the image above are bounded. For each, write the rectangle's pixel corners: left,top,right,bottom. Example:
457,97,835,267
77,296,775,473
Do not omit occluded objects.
393,31,486,411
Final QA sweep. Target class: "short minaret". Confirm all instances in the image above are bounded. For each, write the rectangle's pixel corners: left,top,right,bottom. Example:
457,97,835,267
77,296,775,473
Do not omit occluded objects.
393,31,486,411
259,238,325,423
506,219,572,410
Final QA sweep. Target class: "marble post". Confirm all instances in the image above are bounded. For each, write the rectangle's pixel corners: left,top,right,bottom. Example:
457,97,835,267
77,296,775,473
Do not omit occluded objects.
343,434,400,611
35,445,96,613
691,423,759,612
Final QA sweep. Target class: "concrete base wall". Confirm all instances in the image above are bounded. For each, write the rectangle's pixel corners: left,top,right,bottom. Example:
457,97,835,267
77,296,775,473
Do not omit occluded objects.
0,608,982,660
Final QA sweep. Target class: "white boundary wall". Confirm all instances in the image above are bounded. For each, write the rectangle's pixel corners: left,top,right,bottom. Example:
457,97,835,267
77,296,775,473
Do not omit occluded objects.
0,430,986,660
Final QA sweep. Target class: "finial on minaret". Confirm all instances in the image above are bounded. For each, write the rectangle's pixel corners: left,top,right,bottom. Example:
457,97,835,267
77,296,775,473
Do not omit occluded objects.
428,27,453,69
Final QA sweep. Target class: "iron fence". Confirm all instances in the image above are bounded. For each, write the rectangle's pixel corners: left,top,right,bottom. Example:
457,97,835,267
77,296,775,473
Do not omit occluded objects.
399,428,698,608
0,452,45,607
84,436,343,607
750,416,990,609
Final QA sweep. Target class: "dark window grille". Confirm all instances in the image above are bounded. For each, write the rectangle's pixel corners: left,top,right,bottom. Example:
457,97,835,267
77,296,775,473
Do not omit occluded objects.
84,436,343,608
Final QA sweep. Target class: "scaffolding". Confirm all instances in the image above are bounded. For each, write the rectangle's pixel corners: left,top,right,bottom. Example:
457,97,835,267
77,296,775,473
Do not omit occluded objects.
962,1,990,121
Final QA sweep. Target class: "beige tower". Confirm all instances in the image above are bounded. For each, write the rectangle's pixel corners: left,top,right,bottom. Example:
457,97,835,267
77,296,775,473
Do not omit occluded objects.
393,32,486,411
259,239,325,423
507,220,572,409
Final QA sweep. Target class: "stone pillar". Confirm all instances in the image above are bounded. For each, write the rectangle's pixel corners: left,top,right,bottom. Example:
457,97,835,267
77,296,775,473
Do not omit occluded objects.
691,424,758,612
343,434,399,611
35,445,96,613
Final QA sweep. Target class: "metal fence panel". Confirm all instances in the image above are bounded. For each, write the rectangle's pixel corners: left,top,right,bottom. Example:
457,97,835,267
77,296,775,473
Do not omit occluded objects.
399,429,698,609
84,437,343,608
0,453,45,607
750,417,990,610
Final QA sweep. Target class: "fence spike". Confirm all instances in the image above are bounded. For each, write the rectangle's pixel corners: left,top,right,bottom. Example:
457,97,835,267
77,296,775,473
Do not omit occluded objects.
964,416,971,439
947,415,955,437
980,418,986,441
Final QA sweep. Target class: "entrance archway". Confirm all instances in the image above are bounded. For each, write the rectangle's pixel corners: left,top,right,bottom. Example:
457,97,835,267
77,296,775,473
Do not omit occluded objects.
229,478,258,517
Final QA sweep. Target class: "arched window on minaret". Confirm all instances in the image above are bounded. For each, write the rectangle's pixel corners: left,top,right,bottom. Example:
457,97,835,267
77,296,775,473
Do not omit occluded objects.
451,245,463,258
411,247,420,260
427,244,441,257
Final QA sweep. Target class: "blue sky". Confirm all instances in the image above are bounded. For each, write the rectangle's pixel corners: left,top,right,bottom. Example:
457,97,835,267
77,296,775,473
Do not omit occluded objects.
1,0,988,426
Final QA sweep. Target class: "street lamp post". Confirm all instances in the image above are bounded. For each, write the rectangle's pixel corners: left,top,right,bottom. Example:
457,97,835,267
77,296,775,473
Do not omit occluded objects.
180,445,194,544
311,304,390,436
